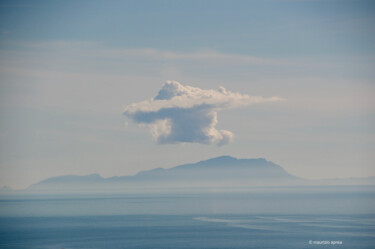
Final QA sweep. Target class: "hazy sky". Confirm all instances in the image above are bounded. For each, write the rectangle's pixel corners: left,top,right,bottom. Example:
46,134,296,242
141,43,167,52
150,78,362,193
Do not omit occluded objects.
1,0,374,189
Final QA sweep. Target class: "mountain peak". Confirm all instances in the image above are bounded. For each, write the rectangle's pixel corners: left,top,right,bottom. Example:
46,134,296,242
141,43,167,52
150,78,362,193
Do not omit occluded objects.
26,156,303,193
204,155,237,162
202,156,269,163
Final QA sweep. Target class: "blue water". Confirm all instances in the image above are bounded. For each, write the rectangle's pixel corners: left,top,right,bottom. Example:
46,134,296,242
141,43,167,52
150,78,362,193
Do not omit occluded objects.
0,187,374,248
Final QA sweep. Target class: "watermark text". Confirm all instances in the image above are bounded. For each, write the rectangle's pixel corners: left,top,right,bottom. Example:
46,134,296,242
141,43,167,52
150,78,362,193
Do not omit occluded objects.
309,240,343,245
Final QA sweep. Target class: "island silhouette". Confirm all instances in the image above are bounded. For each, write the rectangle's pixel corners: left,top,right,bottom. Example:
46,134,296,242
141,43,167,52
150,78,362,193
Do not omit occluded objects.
4,156,369,194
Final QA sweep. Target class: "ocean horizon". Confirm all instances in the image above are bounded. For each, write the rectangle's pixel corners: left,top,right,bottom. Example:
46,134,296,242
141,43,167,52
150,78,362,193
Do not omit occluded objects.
1,186,374,249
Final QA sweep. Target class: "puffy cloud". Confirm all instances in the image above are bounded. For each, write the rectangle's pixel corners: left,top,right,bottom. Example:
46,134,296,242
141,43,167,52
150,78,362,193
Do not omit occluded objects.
123,81,281,146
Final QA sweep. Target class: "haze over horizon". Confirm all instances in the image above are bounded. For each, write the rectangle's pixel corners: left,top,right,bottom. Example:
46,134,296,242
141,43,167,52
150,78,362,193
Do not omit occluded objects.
1,0,374,189
6,155,374,192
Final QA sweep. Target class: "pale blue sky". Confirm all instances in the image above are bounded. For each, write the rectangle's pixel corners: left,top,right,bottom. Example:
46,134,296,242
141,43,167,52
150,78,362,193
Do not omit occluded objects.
0,0,374,188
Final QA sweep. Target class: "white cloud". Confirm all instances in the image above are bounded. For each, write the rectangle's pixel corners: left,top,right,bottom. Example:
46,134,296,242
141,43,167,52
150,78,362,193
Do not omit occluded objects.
123,81,282,146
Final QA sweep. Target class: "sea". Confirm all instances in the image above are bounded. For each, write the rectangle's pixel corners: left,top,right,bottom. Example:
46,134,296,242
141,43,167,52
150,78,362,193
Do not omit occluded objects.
0,186,374,249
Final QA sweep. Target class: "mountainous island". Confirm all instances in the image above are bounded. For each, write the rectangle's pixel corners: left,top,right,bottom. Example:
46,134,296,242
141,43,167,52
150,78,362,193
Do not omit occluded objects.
2,156,375,194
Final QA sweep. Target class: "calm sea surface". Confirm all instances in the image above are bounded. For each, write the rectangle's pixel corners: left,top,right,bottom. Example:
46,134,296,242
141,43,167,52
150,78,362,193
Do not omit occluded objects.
0,186,374,248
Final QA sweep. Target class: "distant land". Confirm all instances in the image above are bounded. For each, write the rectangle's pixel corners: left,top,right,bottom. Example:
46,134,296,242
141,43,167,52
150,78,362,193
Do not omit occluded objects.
1,156,375,194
